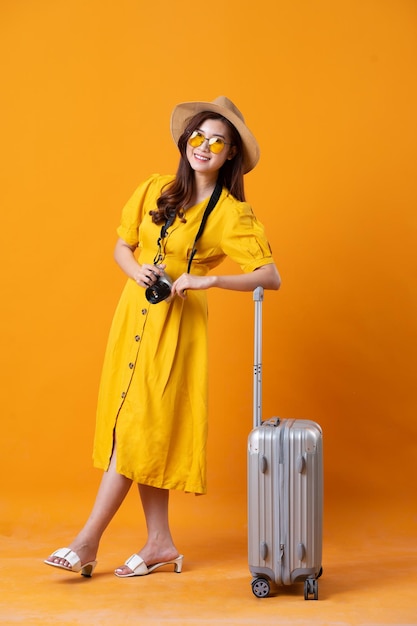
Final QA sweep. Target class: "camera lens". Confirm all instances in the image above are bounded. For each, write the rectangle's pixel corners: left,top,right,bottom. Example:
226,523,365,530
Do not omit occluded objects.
145,272,173,304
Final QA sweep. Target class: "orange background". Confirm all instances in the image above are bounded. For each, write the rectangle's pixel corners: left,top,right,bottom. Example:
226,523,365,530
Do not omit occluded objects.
1,0,416,598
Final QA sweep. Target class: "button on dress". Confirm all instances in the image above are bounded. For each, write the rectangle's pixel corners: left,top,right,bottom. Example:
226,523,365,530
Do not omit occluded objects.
92,174,275,494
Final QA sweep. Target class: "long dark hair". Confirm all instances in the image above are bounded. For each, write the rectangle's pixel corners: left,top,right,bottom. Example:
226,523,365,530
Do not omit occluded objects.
150,112,246,225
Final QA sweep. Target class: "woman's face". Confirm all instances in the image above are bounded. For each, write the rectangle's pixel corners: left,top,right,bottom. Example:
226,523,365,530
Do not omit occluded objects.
186,118,237,177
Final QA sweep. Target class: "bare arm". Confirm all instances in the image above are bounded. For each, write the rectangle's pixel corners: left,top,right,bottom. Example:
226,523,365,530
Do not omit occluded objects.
211,263,281,291
171,263,281,298
113,237,165,288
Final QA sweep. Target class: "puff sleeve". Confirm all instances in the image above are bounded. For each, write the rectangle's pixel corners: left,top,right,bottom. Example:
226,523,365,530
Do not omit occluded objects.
116,174,172,246
219,199,275,273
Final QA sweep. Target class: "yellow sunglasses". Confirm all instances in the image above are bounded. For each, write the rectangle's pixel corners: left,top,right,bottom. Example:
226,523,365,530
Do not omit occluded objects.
188,130,233,154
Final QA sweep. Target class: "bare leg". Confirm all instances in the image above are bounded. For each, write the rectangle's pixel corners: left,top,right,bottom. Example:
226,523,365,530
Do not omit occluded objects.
45,448,132,569
114,484,180,576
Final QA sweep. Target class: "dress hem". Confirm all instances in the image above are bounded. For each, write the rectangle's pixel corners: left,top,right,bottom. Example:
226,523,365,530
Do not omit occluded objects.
93,460,207,495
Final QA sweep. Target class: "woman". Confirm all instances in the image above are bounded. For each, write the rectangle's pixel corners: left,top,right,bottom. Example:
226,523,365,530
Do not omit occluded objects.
44,96,281,578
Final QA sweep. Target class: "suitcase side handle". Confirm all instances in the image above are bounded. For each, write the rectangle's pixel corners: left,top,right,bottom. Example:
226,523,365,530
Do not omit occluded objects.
253,287,264,428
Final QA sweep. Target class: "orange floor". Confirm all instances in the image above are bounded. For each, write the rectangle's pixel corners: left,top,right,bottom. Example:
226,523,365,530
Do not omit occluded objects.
1,488,416,626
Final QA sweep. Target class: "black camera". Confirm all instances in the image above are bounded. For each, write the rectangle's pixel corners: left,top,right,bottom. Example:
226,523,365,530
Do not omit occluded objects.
145,271,173,304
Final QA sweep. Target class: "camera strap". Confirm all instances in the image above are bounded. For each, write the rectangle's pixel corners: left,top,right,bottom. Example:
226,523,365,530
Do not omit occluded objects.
187,178,222,273
153,178,222,270
153,213,176,265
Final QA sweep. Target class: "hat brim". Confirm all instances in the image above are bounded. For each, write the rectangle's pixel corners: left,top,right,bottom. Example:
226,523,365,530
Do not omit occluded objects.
170,100,260,174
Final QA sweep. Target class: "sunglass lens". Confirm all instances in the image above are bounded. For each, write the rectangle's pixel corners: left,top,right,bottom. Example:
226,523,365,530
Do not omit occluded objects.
208,138,225,154
189,131,204,148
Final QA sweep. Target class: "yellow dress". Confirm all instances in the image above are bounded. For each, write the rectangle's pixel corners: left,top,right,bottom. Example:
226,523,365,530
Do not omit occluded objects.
93,174,275,494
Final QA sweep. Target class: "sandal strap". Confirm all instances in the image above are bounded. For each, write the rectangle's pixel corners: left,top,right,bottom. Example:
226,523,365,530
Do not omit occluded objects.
51,547,81,569
124,554,148,575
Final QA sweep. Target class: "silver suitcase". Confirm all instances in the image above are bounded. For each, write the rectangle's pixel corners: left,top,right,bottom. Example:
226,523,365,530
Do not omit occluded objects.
248,287,323,599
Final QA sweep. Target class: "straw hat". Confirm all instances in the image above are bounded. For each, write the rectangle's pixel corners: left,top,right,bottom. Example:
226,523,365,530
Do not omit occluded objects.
170,96,260,174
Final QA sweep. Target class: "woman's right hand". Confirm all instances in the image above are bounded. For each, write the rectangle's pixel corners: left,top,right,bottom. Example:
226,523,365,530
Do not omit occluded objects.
133,263,166,288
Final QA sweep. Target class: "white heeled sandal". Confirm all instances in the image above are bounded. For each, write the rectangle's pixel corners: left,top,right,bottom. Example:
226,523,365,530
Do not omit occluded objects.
114,553,184,578
44,547,97,577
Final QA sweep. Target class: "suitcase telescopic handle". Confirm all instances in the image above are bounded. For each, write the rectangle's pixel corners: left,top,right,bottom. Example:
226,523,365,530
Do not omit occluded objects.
253,287,264,428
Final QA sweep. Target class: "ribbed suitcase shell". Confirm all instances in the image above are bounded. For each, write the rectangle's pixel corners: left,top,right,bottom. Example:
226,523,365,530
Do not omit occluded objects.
248,418,323,597
248,288,323,599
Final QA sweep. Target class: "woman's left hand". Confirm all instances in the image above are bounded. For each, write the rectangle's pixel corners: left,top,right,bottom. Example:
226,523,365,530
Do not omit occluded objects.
171,274,215,299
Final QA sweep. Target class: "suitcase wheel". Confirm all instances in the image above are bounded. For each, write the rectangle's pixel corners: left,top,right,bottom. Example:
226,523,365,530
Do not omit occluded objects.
251,577,271,598
304,578,318,600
